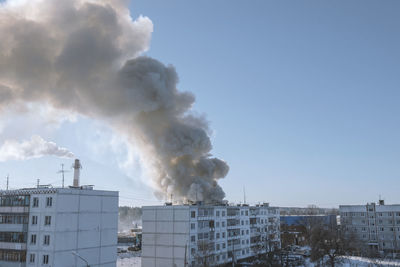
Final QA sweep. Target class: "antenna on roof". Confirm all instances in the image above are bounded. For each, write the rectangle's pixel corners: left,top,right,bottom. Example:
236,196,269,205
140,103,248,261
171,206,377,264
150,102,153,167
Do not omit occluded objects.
243,186,246,204
6,174,9,190
57,163,70,188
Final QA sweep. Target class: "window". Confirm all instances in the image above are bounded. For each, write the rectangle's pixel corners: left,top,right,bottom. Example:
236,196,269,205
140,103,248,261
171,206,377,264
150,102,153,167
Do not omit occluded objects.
191,223,195,230
222,211,225,216
191,211,196,218
216,233,220,239
216,244,220,250
191,235,195,242
31,216,37,225
222,222,225,227
29,253,35,263
43,235,50,245
216,222,219,227
222,232,225,238
32,197,39,207
245,210,248,216
191,248,195,255
222,243,226,249
44,216,51,226
241,230,244,235
46,197,52,207
216,211,220,216
30,234,36,244
42,255,49,264
241,220,244,225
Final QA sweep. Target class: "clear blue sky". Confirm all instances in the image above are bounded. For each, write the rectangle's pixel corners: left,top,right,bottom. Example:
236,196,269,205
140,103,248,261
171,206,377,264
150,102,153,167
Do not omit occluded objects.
0,1,399,208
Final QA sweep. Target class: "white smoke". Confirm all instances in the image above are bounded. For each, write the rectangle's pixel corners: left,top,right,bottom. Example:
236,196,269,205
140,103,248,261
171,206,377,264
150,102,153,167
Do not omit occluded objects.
0,135,74,161
0,0,229,202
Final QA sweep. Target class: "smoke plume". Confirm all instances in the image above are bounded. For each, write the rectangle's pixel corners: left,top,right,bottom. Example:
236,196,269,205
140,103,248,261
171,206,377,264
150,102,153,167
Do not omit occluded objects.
0,135,74,161
0,0,228,202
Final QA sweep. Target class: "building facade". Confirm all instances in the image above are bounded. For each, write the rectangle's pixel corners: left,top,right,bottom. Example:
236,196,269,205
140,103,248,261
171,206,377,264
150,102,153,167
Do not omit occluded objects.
0,186,118,267
280,215,337,247
340,201,400,254
142,203,280,267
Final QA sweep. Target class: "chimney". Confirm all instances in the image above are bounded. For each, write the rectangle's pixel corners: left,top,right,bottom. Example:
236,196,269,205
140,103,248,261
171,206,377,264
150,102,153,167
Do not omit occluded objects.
73,159,82,187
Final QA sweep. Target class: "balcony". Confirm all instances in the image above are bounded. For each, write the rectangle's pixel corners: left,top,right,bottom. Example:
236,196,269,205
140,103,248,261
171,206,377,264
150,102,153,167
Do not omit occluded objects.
0,242,26,250
0,207,29,213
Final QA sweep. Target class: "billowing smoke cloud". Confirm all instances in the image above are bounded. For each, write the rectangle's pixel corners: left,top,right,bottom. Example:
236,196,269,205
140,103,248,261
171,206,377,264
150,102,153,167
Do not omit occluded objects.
0,0,228,202
0,135,74,161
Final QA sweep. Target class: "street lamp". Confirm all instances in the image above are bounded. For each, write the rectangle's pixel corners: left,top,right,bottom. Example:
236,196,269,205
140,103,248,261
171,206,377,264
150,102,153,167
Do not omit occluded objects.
72,251,90,267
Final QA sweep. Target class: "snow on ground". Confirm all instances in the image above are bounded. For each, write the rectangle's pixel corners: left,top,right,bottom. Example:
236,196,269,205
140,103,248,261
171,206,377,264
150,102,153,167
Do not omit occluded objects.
340,256,400,266
304,256,400,267
117,256,141,267
117,251,141,267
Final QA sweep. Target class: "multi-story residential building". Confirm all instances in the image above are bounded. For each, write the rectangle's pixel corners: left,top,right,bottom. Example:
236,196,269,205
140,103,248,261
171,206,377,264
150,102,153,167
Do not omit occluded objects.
142,202,280,267
340,200,400,254
280,215,337,247
0,185,118,267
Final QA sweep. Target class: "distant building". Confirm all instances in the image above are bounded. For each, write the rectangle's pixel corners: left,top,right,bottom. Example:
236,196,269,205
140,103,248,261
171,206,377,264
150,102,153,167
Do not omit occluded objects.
0,159,118,267
142,203,280,267
280,215,337,247
340,200,400,254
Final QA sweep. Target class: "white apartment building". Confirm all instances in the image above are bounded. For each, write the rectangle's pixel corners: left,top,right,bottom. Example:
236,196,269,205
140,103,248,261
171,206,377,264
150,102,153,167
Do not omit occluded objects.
0,186,118,267
142,203,280,267
340,200,400,254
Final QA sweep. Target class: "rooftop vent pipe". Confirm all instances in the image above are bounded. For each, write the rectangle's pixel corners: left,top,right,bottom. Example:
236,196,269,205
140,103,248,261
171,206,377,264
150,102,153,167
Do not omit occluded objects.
73,159,82,187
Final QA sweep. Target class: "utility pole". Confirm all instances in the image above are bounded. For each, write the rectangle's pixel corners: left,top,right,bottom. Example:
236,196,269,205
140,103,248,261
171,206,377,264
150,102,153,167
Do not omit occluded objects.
6,174,9,190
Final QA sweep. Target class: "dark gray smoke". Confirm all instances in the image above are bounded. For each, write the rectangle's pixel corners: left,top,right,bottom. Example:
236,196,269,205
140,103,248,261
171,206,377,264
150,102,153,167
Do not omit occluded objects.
0,0,228,203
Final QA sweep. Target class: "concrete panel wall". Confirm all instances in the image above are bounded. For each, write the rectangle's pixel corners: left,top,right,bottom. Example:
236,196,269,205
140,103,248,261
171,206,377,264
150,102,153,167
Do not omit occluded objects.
142,257,156,267
143,221,156,233
156,221,173,233
79,213,101,230
78,230,101,249
174,222,189,234
56,194,79,212
102,213,118,229
102,196,118,212
142,245,155,257
55,213,78,231
143,208,156,221
156,245,173,258
79,196,101,212
156,233,174,246
100,245,117,263
101,229,117,246
54,231,77,250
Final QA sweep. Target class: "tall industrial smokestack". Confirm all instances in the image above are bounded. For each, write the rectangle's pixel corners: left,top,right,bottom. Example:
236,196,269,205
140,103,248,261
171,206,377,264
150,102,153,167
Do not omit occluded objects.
73,159,82,187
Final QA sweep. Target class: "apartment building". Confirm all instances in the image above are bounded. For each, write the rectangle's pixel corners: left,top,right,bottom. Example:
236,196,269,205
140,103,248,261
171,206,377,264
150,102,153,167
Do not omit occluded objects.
340,200,400,254
0,186,118,267
142,203,280,267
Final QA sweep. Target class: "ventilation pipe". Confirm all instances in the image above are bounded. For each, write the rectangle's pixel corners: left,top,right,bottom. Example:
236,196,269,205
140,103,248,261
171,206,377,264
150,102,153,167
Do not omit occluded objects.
73,159,82,187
